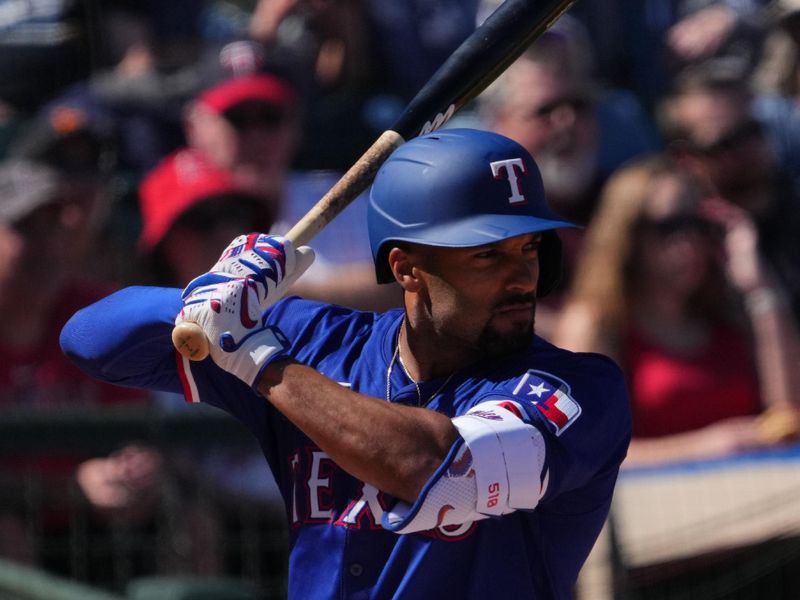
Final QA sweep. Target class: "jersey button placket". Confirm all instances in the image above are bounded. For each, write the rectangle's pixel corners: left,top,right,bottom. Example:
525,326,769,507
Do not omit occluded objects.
348,563,364,577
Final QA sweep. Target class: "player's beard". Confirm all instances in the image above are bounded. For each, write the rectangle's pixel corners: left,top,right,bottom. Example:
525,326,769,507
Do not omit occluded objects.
477,293,536,358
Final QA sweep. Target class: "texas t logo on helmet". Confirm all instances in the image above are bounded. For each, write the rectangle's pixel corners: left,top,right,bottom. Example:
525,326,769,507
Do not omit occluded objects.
490,158,528,205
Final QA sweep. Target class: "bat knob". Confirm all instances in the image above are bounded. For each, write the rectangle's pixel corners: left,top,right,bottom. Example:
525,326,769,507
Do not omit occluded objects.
172,322,210,361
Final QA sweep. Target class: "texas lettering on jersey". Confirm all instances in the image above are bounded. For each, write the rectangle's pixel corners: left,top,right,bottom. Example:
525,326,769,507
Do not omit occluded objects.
287,445,478,541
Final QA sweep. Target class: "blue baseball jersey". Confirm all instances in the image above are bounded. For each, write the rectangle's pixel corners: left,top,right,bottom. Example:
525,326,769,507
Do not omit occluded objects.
61,286,631,599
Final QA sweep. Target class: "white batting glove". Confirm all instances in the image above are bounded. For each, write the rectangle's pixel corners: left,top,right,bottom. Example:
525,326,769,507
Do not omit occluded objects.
177,277,292,386
197,233,316,305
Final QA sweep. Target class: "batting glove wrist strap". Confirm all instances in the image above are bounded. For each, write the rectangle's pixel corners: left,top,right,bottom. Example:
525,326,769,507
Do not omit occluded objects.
225,326,291,388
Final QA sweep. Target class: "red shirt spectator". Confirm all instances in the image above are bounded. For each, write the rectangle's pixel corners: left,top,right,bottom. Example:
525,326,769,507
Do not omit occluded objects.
625,323,760,438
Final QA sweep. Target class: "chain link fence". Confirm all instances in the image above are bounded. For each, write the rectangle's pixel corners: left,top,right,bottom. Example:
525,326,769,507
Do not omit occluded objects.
0,406,288,600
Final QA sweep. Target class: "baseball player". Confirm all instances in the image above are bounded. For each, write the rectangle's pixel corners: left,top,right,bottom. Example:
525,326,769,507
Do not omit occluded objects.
61,129,631,599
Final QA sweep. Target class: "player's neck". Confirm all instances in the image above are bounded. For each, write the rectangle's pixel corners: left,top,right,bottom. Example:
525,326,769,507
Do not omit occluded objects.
399,316,476,382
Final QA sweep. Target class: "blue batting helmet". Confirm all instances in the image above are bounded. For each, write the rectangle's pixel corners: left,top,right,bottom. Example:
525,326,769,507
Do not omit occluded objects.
368,128,576,296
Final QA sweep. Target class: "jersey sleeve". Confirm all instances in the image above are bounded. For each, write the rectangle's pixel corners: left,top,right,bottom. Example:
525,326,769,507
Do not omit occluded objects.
60,286,186,394
60,286,284,420
488,352,632,576
62,287,377,418
509,353,632,505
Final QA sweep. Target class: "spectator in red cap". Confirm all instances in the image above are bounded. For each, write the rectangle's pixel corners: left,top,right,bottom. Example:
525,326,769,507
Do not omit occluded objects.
137,147,276,286
181,71,401,311
183,72,300,202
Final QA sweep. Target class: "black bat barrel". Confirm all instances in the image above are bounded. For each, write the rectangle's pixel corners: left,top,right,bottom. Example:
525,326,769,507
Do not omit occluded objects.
391,0,576,140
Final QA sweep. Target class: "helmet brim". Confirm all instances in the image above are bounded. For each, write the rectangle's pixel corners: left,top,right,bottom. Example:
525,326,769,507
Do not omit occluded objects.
374,214,578,284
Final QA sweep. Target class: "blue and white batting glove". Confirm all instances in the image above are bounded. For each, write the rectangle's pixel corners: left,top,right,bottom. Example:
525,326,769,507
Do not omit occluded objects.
177,277,291,387
188,233,315,304
176,234,315,386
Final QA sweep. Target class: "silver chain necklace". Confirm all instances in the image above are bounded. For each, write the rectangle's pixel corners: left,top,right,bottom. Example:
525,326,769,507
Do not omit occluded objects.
385,318,456,405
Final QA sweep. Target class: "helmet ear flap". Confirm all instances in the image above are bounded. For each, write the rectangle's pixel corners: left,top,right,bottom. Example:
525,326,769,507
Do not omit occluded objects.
375,243,396,284
537,230,563,298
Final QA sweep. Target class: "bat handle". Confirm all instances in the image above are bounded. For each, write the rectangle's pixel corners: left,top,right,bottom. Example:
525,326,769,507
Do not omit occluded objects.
172,130,404,361
284,130,403,245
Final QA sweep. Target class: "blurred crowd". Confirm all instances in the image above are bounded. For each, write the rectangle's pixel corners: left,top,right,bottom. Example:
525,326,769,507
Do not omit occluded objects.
1,0,800,590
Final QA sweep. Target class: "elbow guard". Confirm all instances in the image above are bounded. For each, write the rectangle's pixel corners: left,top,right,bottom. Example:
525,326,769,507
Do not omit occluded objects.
382,400,547,534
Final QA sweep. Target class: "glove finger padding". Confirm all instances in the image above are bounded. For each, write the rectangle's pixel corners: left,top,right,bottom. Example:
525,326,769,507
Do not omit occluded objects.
205,233,315,305
181,272,238,301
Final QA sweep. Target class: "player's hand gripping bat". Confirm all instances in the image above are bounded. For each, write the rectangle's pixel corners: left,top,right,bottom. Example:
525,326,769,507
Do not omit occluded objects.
172,0,577,361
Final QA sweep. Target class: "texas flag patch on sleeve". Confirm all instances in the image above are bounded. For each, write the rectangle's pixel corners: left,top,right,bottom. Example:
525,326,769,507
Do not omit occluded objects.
512,370,582,436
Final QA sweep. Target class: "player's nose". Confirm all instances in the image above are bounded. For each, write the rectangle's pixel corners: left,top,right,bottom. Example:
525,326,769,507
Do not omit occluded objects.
503,254,538,295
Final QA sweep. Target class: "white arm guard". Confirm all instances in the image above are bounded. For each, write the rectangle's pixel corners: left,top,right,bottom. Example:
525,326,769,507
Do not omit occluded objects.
382,400,547,534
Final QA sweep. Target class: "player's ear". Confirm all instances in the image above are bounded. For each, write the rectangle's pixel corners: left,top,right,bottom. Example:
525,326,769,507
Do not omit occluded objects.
388,246,423,292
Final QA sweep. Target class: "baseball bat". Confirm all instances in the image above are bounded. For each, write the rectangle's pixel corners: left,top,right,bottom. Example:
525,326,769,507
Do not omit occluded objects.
172,0,577,361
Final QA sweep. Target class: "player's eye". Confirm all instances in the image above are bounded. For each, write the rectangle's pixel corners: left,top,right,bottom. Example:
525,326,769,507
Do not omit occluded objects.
523,240,541,253
473,248,497,259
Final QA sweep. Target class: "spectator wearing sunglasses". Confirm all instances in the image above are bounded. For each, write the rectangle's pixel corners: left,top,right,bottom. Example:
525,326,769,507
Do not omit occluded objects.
659,64,800,320
137,147,276,287
477,14,659,338
478,14,660,228
553,154,800,467
184,72,300,204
